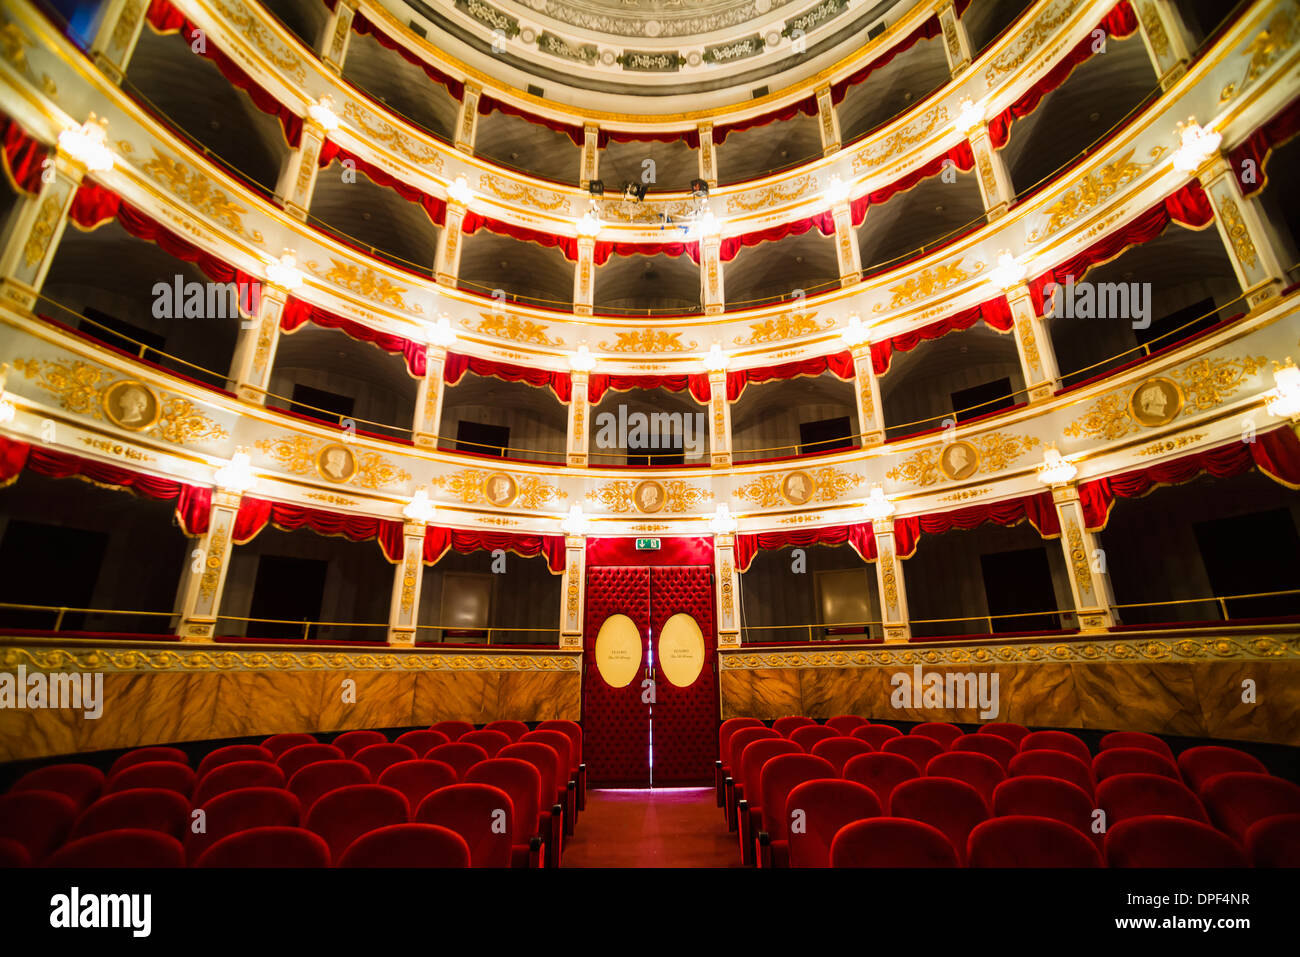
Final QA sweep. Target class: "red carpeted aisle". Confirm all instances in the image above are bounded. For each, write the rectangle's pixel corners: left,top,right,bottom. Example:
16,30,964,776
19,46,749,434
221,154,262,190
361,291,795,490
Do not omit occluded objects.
562,787,741,867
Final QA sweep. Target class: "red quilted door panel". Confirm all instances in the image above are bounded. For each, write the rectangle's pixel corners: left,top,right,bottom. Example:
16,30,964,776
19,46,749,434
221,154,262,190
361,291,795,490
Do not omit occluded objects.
582,566,651,786
650,566,719,786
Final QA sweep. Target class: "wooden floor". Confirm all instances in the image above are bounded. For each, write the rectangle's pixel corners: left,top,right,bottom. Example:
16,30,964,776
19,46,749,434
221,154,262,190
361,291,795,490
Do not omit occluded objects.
561,787,742,868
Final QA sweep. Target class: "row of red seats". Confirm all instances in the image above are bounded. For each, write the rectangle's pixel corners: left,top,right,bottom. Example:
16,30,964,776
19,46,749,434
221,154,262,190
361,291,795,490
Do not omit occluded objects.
716,716,1300,867
1,720,585,868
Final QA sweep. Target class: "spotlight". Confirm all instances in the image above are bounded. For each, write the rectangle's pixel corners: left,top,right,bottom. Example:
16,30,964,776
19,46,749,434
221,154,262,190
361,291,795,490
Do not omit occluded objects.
690,179,709,198
623,182,647,203
588,179,604,197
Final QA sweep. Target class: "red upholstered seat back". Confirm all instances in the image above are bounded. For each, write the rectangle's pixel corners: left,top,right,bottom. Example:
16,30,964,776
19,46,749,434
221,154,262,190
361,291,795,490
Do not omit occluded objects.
196,744,273,779
1099,730,1174,759
830,818,958,867
261,733,318,758
498,744,559,806
12,763,104,811
968,816,1103,868
1201,772,1300,842
739,739,803,807
1020,730,1092,765
889,777,989,865
521,731,572,783
275,743,345,779
72,788,190,840
0,838,28,868
0,791,78,862
338,823,470,868
185,786,301,864
331,730,387,758
911,722,964,749
484,720,531,742
106,761,196,798
790,725,840,752
394,730,450,755
992,776,1096,844
287,760,372,814
842,753,919,813
726,727,779,770
304,784,411,863
194,760,286,806
352,743,419,778
415,783,514,867
1097,773,1209,825
978,722,1030,746
378,760,457,812
1177,746,1269,793
426,743,491,781
718,717,765,763
1008,749,1095,796
787,779,882,868
759,753,836,841
810,736,875,775
430,721,476,742
850,724,902,749
773,716,815,737
47,829,185,868
537,720,583,766
881,735,944,771
109,747,189,777
925,751,1005,807
1245,813,1300,867
460,730,512,758
464,758,543,844
1105,815,1249,868
949,733,1018,770
824,715,868,736
195,826,330,868
1092,747,1180,781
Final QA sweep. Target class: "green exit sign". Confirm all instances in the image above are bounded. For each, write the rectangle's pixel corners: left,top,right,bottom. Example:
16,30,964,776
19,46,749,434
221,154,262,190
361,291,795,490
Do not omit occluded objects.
635,538,661,551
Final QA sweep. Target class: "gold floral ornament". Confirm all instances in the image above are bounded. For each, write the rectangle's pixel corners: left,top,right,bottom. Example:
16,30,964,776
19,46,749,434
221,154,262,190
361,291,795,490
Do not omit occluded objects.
725,175,817,213
598,330,697,352
468,313,562,346
586,479,713,513
1220,7,1300,102
876,258,981,311
431,469,567,510
255,436,411,489
734,466,864,508
734,311,833,345
306,259,420,312
478,174,570,212
887,433,1040,487
139,148,263,243
342,101,443,167
852,105,948,172
1027,147,1164,242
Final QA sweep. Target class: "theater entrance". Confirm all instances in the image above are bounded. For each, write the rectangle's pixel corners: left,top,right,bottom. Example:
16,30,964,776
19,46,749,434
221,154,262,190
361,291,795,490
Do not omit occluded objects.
581,540,719,787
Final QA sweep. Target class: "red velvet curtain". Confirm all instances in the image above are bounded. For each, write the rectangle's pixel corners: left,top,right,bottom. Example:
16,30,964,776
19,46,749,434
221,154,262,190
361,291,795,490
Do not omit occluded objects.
281,297,426,377
891,491,1061,558
0,115,48,194
831,15,942,104
598,128,695,148
443,352,572,402
871,295,1013,375
586,373,705,404
350,11,465,99
1230,94,1300,195
734,524,877,572
145,0,302,147
850,141,974,226
315,141,447,226
730,351,855,401
460,211,578,261
720,211,836,262
592,239,700,265
989,1,1139,149
713,95,819,146
423,526,566,572
233,496,404,560
476,94,585,147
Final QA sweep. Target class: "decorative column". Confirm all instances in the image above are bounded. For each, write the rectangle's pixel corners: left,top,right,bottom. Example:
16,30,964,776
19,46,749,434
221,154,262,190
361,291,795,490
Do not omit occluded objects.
1134,0,1194,90
833,201,861,286
320,0,357,74
580,125,599,189
0,137,85,314
276,105,334,221
697,123,717,188
455,83,482,154
89,0,150,84
387,521,428,645
176,489,241,641
873,519,910,643
816,86,840,156
1198,153,1287,310
228,285,288,403
701,237,724,315
968,122,1015,221
573,236,595,316
850,343,885,446
567,370,589,467
435,201,467,286
709,370,732,468
412,344,447,448
714,534,742,646
559,536,586,648
1006,283,1060,403
1050,482,1117,631
938,0,973,77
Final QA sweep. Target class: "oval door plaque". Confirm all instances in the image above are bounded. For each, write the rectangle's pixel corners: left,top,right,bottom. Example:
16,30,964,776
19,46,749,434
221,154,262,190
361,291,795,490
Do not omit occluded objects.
593,614,643,689
658,613,706,688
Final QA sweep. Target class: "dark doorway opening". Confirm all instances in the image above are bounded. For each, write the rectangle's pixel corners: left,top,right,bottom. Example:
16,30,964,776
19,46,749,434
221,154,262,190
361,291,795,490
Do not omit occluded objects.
951,377,1015,423
799,416,854,455
456,420,509,457
0,521,108,631
1194,509,1300,619
245,556,329,640
1136,296,1221,351
980,546,1060,633
290,384,355,426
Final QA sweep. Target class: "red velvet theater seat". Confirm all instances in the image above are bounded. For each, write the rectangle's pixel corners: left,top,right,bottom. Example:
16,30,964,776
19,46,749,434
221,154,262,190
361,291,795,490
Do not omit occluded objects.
287,760,372,815
415,783,514,868
1098,773,1209,825
810,736,874,775
105,761,196,799
498,744,564,867
331,730,387,759
1092,747,1180,782
889,777,989,865
46,829,185,868
484,720,531,742
426,742,491,780
1200,773,1300,843
0,791,77,863
773,716,815,737
185,787,302,864
911,722,964,750
1008,749,1095,796
723,727,780,829
736,738,802,866
195,745,273,779
830,818,959,868
275,743,345,779
0,838,30,868
304,784,411,864
718,718,765,791
1105,815,1249,868
850,724,902,749
338,823,471,868
109,747,189,777
430,721,476,742
842,752,919,813
394,730,450,755
949,733,1018,771
460,730,513,758
925,751,1005,807
193,761,286,806
968,816,1103,868
72,788,190,841
11,764,104,811
881,735,944,772
261,733,318,758
978,722,1030,746
1245,813,1300,868
521,731,577,834
464,758,544,868
538,719,586,811
195,826,330,868
992,776,1097,844
1019,730,1092,765
1099,730,1174,760
824,715,868,736
378,760,457,812
756,754,836,867
790,725,840,752
1177,746,1269,793
352,743,418,778
786,779,882,868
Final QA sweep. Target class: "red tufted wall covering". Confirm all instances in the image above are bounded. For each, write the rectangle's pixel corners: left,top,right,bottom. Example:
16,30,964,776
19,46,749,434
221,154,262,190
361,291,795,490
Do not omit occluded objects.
649,566,719,786
582,566,652,786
